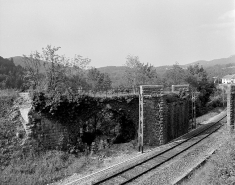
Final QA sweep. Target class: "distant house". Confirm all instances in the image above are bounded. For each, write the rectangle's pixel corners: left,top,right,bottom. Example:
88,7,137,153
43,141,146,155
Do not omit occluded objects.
222,74,235,84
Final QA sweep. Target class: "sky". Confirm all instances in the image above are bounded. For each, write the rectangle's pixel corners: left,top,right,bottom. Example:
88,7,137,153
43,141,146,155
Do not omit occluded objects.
0,0,235,68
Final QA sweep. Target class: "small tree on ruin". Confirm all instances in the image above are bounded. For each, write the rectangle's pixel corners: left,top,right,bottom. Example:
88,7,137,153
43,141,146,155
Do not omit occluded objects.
23,45,91,93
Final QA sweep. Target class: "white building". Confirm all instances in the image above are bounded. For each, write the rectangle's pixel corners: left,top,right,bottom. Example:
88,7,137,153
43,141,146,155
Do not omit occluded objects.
222,74,235,84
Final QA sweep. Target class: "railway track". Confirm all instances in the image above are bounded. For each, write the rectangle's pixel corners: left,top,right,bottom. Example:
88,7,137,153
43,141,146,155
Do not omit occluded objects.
64,112,226,185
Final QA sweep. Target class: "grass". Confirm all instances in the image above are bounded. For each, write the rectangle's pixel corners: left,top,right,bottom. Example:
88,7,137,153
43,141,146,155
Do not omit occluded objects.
180,131,235,185
0,142,137,185
0,150,89,185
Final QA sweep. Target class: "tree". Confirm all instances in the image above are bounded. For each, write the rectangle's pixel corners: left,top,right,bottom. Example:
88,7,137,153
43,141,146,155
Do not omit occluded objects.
185,64,215,106
87,68,112,92
99,73,112,91
23,51,46,90
87,68,100,90
23,45,90,93
185,64,209,90
124,55,158,89
163,62,186,86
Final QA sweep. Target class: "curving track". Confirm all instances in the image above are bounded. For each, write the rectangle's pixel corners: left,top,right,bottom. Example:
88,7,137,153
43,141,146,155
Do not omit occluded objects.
64,111,226,185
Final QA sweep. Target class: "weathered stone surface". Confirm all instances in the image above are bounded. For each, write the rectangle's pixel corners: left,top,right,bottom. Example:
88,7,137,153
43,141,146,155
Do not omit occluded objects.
227,84,235,133
143,94,190,146
17,92,191,150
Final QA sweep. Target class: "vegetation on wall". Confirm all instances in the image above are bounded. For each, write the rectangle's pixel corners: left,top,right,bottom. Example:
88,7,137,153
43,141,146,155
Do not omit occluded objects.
32,91,139,151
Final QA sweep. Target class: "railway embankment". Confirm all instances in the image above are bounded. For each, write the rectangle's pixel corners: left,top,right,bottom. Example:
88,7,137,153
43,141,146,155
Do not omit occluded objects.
134,114,227,185
175,120,235,185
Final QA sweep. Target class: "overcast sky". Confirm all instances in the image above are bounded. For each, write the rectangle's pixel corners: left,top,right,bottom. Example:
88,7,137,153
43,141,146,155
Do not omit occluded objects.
0,0,234,68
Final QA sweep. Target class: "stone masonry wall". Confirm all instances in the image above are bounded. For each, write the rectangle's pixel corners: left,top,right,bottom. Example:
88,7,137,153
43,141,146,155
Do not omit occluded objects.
166,98,190,141
29,111,69,149
143,97,161,145
19,93,190,150
143,94,190,146
23,96,139,150
227,84,235,132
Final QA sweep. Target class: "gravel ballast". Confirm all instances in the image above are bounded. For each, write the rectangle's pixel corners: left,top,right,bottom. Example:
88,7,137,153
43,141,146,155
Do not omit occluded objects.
131,118,228,185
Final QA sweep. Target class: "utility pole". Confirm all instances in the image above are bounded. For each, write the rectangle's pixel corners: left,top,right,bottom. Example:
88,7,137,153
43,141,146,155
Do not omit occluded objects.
191,92,196,129
222,85,225,108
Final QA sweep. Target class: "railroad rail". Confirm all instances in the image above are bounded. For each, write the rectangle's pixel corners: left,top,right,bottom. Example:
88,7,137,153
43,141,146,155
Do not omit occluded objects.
63,111,226,185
